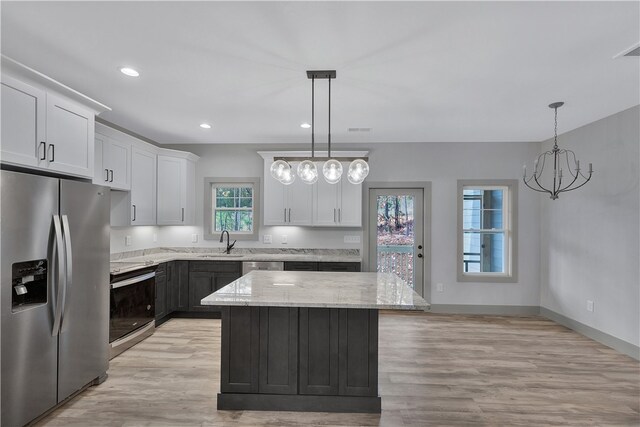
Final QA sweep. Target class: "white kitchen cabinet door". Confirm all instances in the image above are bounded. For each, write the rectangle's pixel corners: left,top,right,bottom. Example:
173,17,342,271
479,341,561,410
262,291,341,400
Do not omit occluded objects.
105,137,131,190
339,178,362,227
45,93,94,178
184,159,196,225
93,134,108,185
285,165,313,225
157,155,187,225
130,146,157,225
263,163,287,225
313,174,339,226
0,76,46,169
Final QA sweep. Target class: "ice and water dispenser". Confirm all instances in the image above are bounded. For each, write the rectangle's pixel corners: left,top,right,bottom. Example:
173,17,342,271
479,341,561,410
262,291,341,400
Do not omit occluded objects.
12,260,48,311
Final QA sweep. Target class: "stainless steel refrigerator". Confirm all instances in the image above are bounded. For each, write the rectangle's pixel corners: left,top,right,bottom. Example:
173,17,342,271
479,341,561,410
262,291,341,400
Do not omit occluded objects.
1,170,110,427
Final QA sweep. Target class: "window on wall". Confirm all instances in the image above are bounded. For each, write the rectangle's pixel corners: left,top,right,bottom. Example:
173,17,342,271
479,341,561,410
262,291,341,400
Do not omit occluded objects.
457,180,518,283
204,178,260,241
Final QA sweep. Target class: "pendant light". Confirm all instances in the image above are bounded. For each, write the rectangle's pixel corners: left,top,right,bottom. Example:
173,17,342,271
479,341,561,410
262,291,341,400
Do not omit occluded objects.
523,102,593,199
270,70,370,186
322,76,342,184
298,76,318,184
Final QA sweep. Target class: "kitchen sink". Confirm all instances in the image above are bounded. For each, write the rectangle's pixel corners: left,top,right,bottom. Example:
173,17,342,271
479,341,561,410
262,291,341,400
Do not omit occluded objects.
198,253,245,259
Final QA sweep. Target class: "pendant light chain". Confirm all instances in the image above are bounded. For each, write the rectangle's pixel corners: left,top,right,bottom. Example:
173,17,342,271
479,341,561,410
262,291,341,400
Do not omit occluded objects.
311,76,315,158
553,106,558,151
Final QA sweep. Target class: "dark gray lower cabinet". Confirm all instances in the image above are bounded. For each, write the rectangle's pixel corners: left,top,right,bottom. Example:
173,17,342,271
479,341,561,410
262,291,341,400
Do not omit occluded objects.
285,262,361,272
259,307,298,395
284,261,318,271
169,261,189,311
189,261,242,312
299,308,339,395
155,269,167,322
219,307,380,413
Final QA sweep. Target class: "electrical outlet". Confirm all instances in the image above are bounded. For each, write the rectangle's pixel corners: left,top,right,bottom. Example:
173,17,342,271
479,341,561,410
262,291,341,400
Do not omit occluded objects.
125,235,132,246
344,235,361,244
153,233,158,243
263,234,272,244
192,234,198,243
280,235,288,244
587,300,594,312
436,283,444,292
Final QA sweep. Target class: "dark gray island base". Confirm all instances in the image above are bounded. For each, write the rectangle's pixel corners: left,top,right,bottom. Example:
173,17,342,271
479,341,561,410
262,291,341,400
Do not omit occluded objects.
218,306,381,413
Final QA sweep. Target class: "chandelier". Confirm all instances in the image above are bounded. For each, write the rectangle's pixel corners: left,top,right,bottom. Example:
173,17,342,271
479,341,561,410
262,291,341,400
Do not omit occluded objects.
270,70,369,185
523,102,592,200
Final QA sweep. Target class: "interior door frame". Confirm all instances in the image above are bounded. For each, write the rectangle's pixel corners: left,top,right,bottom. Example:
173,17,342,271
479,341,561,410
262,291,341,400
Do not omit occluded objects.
362,181,432,301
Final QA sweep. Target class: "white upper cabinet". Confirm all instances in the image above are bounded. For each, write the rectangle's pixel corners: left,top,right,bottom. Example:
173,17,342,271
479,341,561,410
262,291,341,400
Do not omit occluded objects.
0,57,110,178
94,129,131,191
313,163,362,227
0,76,46,168
130,145,157,226
260,152,366,227
45,94,95,177
157,153,196,225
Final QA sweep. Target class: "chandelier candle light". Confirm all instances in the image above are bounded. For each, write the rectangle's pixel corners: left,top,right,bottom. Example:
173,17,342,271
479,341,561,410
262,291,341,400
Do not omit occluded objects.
270,70,370,185
523,102,592,200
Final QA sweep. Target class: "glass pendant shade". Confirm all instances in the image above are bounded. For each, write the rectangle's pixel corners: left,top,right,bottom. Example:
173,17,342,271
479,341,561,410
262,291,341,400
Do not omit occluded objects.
297,160,318,184
347,159,369,184
279,167,296,185
323,159,343,184
270,160,290,181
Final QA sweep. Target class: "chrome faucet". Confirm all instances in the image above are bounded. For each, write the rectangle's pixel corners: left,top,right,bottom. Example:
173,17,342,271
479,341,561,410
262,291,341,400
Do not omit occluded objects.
219,230,236,254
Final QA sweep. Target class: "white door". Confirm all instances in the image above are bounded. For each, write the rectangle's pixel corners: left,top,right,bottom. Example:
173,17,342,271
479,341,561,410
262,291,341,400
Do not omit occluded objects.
368,188,424,295
93,135,108,185
339,179,362,227
157,155,186,225
106,137,131,191
130,147,156,225
263,162,287,225
0,76,46,169
313,173,339,226
45,94,94,178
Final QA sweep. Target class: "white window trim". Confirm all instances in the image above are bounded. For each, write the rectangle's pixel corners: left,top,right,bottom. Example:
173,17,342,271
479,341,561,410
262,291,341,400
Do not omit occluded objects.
457,179,518,283
204,177,260,241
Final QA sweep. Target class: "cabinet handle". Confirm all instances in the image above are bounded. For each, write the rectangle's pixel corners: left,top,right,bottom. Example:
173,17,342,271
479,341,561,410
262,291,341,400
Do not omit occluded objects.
48,144,55,162
334,208,336,223
338,208,341,223
132,204,136,222
39,142,46,160
110,169,114,182
288,208,291,223
181,207,185,222
104,169,109,182
284,208,287,223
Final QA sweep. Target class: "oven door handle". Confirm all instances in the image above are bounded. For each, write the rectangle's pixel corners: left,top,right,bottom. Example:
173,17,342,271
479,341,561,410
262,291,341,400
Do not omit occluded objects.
111,272,156,289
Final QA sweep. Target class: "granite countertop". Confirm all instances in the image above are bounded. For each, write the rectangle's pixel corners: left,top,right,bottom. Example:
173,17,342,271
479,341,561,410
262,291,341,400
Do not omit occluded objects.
110,248,361,274
200,270,430,311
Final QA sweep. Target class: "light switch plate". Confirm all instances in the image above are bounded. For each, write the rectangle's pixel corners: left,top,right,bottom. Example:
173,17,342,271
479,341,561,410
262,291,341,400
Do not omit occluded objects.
436,283,444,292
344,235,361,244
192,234,198,243
587,300,594,312
153,233,158,243
263,234,272,244
125,235,132,246
280,235,288,244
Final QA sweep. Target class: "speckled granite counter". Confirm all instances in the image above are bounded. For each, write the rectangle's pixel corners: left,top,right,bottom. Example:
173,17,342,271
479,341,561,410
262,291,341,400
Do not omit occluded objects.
201,270,429,311
110,248,361,274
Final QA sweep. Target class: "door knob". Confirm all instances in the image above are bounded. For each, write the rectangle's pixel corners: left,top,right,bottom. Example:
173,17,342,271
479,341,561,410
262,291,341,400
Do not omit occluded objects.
417,253,423,258
418,245,423,250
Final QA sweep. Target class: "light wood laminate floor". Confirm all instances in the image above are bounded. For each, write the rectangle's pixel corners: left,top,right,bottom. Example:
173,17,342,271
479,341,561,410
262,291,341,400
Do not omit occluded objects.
36,313,639,426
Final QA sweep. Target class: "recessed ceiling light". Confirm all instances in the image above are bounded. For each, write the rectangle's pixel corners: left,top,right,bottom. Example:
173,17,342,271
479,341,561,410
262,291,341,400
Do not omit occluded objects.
120,67,140,77
200,123,212,129
300,123,311,129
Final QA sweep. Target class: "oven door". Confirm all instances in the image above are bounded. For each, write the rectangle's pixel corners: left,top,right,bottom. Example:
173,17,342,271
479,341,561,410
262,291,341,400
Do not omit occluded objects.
109,271,155,344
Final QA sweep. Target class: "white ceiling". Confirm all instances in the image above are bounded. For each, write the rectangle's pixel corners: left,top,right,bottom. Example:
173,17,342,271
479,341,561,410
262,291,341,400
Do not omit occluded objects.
2,1,638,145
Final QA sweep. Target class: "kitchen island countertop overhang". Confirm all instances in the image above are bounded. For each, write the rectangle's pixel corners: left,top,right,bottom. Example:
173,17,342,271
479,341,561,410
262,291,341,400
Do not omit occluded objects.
202,271,429,414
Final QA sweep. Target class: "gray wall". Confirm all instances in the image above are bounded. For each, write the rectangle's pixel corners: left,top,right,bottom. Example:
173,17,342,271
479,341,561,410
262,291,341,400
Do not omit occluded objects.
539,105,640,347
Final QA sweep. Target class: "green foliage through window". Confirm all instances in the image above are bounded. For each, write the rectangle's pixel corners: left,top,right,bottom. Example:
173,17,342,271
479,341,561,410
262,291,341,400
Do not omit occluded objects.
212,186,253,232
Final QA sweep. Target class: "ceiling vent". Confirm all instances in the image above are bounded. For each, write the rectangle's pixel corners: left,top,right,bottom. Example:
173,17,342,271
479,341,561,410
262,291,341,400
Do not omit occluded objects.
348,127,372,132
613,42,640,58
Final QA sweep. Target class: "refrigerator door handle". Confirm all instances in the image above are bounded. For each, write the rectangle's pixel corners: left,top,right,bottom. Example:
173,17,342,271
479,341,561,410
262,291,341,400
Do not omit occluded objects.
52,215,65,336
60,215,73,332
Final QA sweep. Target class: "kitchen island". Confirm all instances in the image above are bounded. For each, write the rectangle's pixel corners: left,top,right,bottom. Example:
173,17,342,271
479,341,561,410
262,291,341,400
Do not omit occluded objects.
201,270,429,413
